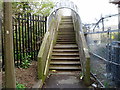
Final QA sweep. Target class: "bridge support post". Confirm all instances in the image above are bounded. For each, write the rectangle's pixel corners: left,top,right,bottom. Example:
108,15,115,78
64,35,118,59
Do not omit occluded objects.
83,58,90,86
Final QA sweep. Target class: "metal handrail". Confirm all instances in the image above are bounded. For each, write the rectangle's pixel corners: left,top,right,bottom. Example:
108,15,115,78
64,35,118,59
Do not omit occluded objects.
93,13,120,32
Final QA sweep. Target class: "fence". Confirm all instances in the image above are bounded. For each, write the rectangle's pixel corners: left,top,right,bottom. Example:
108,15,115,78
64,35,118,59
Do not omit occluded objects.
0,17,2,71
2,13,47,67
85,14,120,87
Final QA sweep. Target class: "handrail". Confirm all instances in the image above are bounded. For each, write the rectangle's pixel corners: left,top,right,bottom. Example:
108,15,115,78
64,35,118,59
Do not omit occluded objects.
37,9,62,83
72,10,90,85
93,13,120,32
38,0,91,85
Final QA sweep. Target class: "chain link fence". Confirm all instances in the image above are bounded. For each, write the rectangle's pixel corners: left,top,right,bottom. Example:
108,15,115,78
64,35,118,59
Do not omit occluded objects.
85,14,120,87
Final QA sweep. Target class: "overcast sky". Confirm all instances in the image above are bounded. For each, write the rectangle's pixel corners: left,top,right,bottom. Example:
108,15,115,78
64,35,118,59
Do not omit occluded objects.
52,0,118,26
70,0,118,24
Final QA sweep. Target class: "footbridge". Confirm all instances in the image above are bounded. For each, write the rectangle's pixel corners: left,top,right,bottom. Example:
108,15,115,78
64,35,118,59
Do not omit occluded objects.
37,0,91,88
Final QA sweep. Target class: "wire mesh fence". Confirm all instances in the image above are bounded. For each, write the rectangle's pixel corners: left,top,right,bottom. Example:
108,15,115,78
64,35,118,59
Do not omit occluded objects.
85,14,120,87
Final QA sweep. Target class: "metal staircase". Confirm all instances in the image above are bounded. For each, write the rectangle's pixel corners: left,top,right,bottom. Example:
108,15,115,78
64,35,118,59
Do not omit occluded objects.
49,16,81,73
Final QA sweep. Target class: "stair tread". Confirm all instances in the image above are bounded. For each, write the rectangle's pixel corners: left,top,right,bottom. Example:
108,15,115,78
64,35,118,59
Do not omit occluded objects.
49,71,81,74
50,61,80,64
53,49,79,52
52,52,79,56
49,66,81,70
57,39,75,42
58,32,75,34
57,42,76,44
57,38,75,40
51,57,80,59
54,44,77,47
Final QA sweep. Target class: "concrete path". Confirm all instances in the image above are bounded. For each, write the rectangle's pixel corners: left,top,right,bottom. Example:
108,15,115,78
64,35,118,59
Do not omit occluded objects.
42,74,86,88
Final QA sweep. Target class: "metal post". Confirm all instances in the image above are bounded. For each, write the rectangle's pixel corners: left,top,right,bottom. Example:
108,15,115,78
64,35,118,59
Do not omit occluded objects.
0,17,2,70
102,18,104,31
3,1,16,88
118,4,120,30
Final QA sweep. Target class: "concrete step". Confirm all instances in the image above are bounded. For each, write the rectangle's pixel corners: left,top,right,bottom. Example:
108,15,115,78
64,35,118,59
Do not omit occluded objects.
49,66,81,71
50,61,80,65
59,29,74,31
61,20,73,23
56,42,76,44
57,37,75,39
59,28,74,31
53,49,79,53
58,36,75,38
54,44,78,49
51,56,80,60
52,54,79,57
62,16,72,19
59,25,74,29
57,38,75,40
57,40,75,42
58,31,74,33
49,71,81,74
59,26,74,29
58,32,75,34
60,22,73,25
57,39,75,41
58,34,75,36
52,52,79,56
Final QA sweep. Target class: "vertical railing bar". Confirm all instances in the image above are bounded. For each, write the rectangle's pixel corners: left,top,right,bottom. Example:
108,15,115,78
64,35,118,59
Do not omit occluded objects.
39,16,41,50
18,14,22,65
40,17,42,43
12,18,15,64
35,15,38,60
24,14,27,56
45,16,47,33
43,16,45,37
27,13,30,56
33,14,35,60
15,17,18,66
41,17,43,38
22,14,24,58
1,17,5,70
37,15,39,58
30,13,33,60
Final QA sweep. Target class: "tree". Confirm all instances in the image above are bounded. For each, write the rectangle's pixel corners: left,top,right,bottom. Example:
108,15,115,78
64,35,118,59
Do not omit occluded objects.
12,0,54,16
0,0,3,17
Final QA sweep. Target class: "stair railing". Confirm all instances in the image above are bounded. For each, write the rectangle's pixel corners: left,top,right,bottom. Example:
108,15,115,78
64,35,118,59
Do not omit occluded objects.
37,9,62,82
37,0,91,86
72,11,91,85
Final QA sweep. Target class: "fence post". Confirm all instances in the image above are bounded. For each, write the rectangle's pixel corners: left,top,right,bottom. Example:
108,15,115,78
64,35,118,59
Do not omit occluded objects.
3,2,16,88
0,17,1,69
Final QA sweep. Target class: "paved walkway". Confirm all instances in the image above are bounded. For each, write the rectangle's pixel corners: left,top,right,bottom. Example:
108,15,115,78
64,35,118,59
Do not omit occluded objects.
42,73,86,88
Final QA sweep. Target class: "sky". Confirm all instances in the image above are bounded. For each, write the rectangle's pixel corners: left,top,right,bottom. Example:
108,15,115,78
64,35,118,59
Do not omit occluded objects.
52,0,118,26
71,0,118,24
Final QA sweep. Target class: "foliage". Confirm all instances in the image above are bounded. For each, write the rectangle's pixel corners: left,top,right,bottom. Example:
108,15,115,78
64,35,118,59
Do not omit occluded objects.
103,81,109,88
12,0,54,16
117,32,120,41
16,82,26,89
0,0,3,17
20,55,31,69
